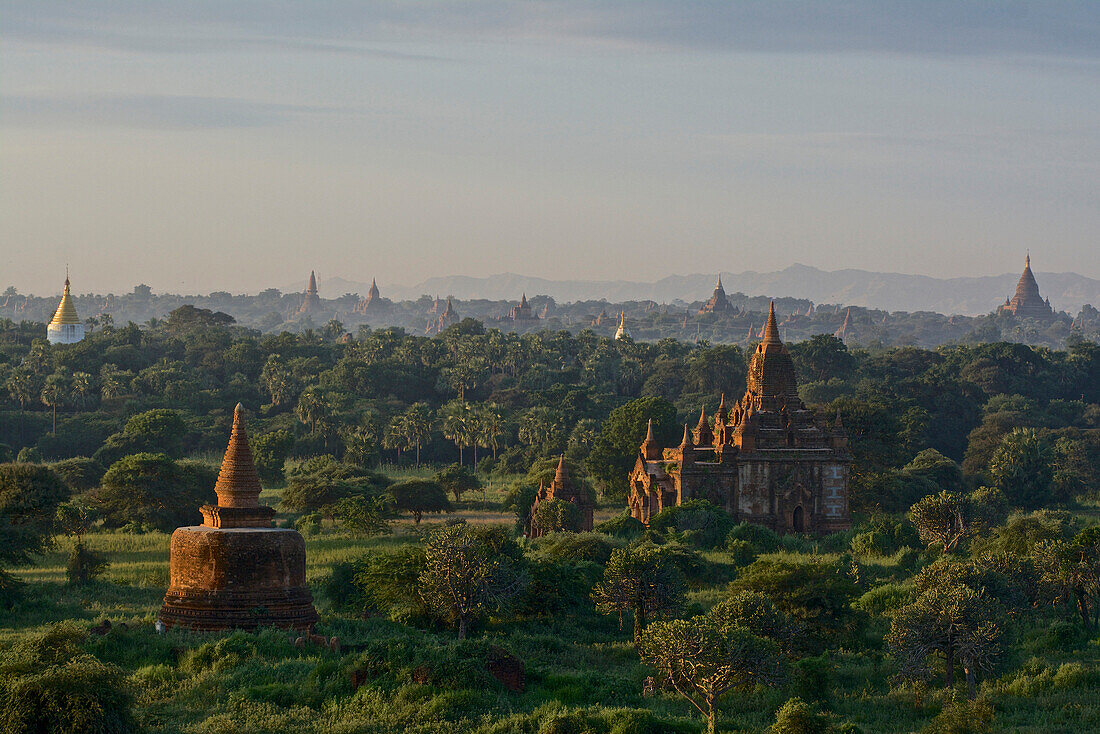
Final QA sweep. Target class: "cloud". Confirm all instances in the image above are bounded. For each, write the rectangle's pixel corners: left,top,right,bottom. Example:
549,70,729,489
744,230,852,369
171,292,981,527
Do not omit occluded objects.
3,1,1099,58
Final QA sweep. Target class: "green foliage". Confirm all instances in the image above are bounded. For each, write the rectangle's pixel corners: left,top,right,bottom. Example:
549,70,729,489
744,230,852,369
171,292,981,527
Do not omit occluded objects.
729,558,865,652
65,544,109,586
0,463,67,602
93,453,215,531
768,697,829,734
434,463,482,501
908,488,1008,553
920,694,994,734
93,408,187,466
390,478,453,523
595,512,646,540
251,429,294,485
419,524,529,639
727,522,783,553
281,455,390,515
593,542,685,640
0,622,137,733
49,457,104,494
530,532,614,565
15,447,41,464
648,499,735,549
988,428,1054,509
586,396,678,500
531,497,583,535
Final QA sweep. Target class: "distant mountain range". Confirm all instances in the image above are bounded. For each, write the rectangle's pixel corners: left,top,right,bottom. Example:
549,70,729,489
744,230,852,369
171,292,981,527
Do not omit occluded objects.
297,265,1100,316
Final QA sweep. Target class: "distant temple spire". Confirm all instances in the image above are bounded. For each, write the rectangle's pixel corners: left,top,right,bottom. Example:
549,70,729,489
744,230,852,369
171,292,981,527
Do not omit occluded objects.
47,270,85,344
298,270,322,314
998,253,1054,320
615,310,629,340
762,301,781,343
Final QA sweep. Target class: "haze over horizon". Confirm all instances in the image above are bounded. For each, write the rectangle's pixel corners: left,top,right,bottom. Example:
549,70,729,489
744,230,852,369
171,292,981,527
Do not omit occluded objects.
3,2,1099,295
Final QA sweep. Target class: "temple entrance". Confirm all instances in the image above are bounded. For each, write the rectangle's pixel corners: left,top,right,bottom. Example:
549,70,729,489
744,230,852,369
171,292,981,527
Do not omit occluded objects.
792,505,805,533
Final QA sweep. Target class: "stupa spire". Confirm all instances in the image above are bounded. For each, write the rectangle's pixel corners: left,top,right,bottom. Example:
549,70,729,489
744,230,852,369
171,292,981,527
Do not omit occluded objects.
762,301,781,343
554,454,568,483
212,403,263,509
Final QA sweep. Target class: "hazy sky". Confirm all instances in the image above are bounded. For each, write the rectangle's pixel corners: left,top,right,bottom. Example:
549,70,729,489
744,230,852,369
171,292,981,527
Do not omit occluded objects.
3,1,1099,296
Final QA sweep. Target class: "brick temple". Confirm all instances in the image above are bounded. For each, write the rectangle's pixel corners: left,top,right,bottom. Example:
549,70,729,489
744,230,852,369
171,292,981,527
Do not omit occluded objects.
529,455,594,537
628,302,851,534
160,404,318,631
998,254,1055,319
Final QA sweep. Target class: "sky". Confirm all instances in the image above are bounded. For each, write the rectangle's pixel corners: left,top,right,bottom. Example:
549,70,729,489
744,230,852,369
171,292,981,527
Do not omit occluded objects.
2,1,1099,296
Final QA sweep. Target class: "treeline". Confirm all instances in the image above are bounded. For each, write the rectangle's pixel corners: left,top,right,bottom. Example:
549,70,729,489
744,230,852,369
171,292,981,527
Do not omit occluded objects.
0,308,1098,507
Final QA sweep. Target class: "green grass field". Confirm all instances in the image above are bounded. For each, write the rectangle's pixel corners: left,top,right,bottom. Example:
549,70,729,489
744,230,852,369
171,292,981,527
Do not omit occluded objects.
4,489,1100,733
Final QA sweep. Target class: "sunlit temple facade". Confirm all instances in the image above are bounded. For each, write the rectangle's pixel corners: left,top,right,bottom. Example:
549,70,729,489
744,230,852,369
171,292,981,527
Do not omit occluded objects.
46,274,85,345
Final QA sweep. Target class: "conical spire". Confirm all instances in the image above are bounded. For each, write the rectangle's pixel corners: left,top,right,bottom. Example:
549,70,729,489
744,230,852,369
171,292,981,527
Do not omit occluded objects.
679,424,693,449
520,292,528,307
762,301,781,343
715,273,724,291
554,454,568,484
50,273,81,326
307,271,317,293
640,418,662,460
213,404,263,508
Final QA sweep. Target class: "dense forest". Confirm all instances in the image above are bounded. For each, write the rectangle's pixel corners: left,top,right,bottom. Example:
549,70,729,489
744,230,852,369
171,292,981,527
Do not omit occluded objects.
1,308,1099,732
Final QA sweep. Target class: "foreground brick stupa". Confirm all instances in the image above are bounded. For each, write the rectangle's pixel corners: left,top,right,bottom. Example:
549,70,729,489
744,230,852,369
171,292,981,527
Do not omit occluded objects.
160,404,318,631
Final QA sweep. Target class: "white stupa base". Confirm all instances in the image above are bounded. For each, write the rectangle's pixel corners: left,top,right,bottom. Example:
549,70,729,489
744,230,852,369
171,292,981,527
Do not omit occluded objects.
47,323,85,344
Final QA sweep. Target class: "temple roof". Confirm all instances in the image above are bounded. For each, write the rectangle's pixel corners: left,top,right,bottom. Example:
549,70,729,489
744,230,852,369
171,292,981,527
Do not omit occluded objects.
1013,254,1043,303
307,271,318,294
49,276,81,326
746,301,800,400
554,454,568,484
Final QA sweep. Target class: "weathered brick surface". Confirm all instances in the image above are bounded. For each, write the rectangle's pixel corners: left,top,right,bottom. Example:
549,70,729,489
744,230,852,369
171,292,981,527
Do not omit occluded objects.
161,526,318,632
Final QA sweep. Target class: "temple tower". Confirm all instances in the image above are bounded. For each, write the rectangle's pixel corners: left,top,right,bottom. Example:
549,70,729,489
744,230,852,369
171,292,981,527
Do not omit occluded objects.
47,273,85,345
614,310,629,340
160,404,318,631
999,254,1054,319
529,455,594,536
298,271,321,314
698,274,734,314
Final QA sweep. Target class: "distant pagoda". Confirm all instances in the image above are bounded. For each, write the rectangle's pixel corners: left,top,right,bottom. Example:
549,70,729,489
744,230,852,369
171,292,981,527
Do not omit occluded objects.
508,293,538,321
298,271,322,314
998,254,1054,319
698,274,734,314
46,272,85,345
160,404,318,632
529,455,594,537
614,310,629,340
427,297,460,334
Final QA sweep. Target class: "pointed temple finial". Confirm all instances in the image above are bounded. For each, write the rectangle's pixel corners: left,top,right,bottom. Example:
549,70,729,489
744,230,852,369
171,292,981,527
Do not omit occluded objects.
762,301,781,343
211,403,264,511
645,418,655,442
679,424,693,449
554,453,568,484
521,292,528,307
1026,250,1030,268
716,273,723,290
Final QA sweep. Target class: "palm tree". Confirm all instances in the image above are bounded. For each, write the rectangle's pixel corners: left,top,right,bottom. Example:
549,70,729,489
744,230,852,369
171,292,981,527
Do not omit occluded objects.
384,415,409,465
70,371,93,410
402,403,434,468
295,388,328,434
41,373,69,434
441,402,472,466
5,369,36,442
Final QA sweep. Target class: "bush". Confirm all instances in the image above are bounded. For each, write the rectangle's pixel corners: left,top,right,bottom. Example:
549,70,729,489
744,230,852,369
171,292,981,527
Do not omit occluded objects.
648,499,735,549
532,497,583,536
595,512,645,540
922,694,994,734
531,532,614,565
0,622,138,733
93,453,214,532
49,457,105,495
66,544,109,586
727,522,783,553
726,539,758,566
15,447,41,464
252,429,294,485
769,697,829,734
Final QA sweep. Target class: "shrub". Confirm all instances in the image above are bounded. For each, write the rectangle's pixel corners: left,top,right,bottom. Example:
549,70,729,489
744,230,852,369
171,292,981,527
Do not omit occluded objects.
727,522,783,553
595,512,645,540
921,694,994,734
648,499,734,549
532,498,583,536
93,453,214,532
66,544,109,585
15,447,41,464
531,532,614,565
252,429,294,485
727,539,758,567
769,697,829,734
0,622,138,733
49,457,105,495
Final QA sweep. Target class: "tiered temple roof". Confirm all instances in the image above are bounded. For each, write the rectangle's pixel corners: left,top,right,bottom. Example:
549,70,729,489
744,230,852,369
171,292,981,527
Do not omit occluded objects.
999,254,1054,319
698,274,735,314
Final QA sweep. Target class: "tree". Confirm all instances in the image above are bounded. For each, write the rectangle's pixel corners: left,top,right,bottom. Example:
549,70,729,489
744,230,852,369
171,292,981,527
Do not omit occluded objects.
40,372,69,434
472,402,506,459
530,497,582,535
4,369,37,442
295,388,330,435
593,543,685,640
909,488,1008,553
435,463,482,502
1033,527,1100,629
69,371,95,411
768,697,830,734
441,401,473,465
709,591,794,654
640,614,783,734
390,479,452,524
56,501,109,586
889,582,1005,699
93,454,216,532
418,524,527,639
402,403,433,467
251,429,294,485
988,428,1053,509
0,464,67,604
281,456,390,518
586,396,678,499
789,334,855,383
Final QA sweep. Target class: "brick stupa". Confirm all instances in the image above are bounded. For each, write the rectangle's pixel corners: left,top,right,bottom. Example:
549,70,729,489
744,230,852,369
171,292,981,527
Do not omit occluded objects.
160,404,318,631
